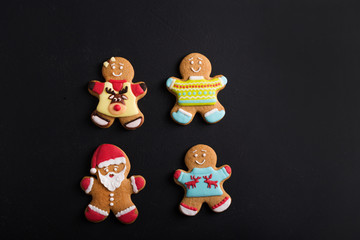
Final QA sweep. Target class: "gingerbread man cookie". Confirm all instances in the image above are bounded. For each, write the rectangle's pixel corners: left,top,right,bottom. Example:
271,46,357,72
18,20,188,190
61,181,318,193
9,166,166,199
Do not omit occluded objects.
166,53,227,125
80,144,146,223
88,57,147,129
174,144,232,216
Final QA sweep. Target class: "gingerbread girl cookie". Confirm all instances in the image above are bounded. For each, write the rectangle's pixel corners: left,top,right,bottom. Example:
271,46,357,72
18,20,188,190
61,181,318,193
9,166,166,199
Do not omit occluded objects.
88,57,147,129
174,144,232,216
80,144,146,223
166,53,227,125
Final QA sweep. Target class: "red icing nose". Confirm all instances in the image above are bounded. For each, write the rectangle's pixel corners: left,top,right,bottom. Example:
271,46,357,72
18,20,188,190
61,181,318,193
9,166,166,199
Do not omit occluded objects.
113,105,121,111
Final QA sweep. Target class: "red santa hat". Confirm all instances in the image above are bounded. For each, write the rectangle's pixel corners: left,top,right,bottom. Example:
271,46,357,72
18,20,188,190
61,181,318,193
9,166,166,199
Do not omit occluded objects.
90,144,126,174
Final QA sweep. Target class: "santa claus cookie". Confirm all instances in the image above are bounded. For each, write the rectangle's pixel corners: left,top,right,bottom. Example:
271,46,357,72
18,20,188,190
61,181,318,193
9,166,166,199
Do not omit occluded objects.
80,144,146,224
166,53,227,125
88,57,147,130
174,144,232,216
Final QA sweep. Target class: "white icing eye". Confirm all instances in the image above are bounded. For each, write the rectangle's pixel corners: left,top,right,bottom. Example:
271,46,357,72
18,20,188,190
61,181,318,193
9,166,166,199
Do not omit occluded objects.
112,66,115,69
105,168,109,172
198,61,202,64
120,66,123,69
114,168,118,171
190,61,194,64
202,153,206,157
194,154,198,157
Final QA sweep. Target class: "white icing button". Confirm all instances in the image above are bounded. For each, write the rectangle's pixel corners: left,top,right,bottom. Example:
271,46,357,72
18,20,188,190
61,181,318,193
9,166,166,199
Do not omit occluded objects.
110,198,114,201
110,203,114,206
110,193,114,196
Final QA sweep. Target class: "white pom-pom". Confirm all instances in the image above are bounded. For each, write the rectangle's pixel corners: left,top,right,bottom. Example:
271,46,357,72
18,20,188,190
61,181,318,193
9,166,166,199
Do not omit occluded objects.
90,168,97,174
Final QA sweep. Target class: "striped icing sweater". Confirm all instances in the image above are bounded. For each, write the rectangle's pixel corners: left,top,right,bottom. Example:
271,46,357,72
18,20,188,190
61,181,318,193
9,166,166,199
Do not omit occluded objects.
166,76,227,106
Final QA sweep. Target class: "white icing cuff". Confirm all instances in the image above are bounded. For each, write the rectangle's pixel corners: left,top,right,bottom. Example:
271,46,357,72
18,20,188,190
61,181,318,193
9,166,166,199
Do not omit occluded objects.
180,205,197,216
115,205,136,218
88,204,109,216
91,115,109,126
178,108,193,117
212,198,231,213
130,176,138,193
85,177,94,194
204,108,219,118
98,157,126,168
220,76,228,86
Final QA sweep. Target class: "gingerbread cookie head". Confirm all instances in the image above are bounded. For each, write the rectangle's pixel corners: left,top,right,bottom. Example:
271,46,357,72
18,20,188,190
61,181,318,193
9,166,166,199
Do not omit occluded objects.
89,144,131,192
102,57,134,82
184,144,217,169
179,53,212,80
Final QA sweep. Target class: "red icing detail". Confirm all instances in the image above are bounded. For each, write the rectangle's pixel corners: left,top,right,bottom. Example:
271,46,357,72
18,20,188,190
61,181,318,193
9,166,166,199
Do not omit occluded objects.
185,176,201,189
91,144,125,169
134,176,145,190
117,208,138,224
225,166,231,174
203,174,218,189
180,203,197,211
113,105,121,111
131,84,144,97
211,196,230,209
174,170,181,179
85,206,107,222
109,80,126,91
80,177,91,191
92,82,105,95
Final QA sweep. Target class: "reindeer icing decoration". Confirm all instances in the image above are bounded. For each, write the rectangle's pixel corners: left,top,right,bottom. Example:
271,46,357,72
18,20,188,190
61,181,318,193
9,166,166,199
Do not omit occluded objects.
174,144,232,216
88,57,147,130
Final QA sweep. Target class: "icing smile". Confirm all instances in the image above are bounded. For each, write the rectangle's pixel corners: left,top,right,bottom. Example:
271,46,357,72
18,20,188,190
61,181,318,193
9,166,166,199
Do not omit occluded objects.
112,72,123,77
191,67,201,73
195,159,206,165
109,173,114,178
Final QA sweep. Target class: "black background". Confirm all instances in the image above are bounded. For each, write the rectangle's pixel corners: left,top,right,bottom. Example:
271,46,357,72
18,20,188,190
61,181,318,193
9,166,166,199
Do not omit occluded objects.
1,0,360,239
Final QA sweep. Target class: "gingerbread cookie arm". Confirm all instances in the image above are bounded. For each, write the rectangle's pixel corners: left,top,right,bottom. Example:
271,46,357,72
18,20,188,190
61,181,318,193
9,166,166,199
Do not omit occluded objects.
88,80,104,97
129,175,146,194
166,77,181,93
212,75,228,90
217,165,232,180
80,176,96,194
131,82,147,99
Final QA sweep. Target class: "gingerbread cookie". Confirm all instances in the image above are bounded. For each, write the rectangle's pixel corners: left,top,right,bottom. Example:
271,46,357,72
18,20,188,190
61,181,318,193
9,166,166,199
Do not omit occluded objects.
88,57,147,130
174,144,232,216
80,144,146,223
166,53,227,125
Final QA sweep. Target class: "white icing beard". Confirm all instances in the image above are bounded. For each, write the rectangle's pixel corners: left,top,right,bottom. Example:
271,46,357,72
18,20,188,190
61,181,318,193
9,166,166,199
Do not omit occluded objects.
98,167,126,192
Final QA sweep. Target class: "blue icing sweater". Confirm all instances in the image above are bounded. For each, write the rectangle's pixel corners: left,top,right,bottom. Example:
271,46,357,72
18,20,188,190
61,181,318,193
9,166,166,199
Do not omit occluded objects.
177,167,229,197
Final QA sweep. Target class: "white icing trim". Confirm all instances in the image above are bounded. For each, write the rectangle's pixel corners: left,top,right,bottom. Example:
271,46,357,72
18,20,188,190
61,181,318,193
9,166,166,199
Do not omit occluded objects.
125,118,142,129
169,78,175,89
88,204,109,216
178,108,193,117
85,177,94,194
188,76,204,80
180,205,197,216
115,205,136,218
91,115,109,126
212,198,231,213
98,157,126,168
204,108,219,118
130,176,138,193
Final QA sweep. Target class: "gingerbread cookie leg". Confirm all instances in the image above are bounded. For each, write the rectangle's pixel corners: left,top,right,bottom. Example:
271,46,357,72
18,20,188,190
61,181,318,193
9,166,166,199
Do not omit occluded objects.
84,201,110,223
179,197,204,216
91,110,115,128
170,105,197,125
206,194,232,213
111,196,139,224
198,101,226,124
118,112,144,130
